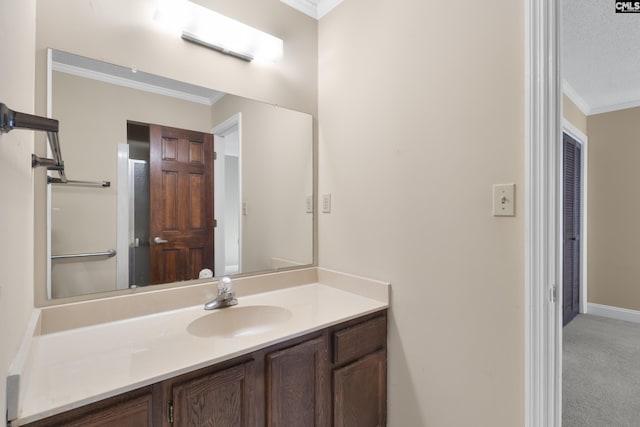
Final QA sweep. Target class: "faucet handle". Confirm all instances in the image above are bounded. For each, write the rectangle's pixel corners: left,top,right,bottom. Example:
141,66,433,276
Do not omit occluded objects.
218,276,233,293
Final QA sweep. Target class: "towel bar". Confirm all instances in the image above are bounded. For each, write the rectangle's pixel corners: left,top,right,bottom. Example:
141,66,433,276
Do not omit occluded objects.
51,249,116,260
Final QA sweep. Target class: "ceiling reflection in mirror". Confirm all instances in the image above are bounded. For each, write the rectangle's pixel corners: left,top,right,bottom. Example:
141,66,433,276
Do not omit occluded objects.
47,49,313,299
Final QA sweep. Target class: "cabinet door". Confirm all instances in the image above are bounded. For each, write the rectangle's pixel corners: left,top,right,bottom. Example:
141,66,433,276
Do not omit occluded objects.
67,395,153,427
334,350,386,427
172,361,254,426
23,390,154,427
266,336,329,427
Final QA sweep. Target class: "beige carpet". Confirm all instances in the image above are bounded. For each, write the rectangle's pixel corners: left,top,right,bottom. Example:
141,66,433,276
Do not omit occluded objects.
563,314,640,427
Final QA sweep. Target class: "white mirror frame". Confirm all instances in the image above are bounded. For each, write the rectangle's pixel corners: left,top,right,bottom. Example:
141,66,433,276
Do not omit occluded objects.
525,0,562,426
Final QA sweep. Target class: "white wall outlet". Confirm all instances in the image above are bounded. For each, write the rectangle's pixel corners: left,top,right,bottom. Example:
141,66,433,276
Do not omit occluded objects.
306,195,313,213
322,193,331,213
493,184,515,216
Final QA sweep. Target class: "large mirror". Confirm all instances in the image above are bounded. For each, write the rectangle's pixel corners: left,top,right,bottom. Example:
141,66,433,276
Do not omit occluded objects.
46,49,313,299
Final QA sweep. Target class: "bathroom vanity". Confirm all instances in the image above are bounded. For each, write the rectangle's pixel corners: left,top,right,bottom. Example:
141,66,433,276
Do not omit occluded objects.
22,312,386,426
8,268,389,426
10,3,389,425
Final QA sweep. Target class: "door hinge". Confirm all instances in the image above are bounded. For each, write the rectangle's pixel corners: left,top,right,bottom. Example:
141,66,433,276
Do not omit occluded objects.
214,218,218,228
550,285,557,303
167,400,174,424
214,151,217,160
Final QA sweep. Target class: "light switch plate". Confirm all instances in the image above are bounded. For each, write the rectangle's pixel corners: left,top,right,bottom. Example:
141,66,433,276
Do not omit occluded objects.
322,193,331,213
306,195,313,213
493,184,515,216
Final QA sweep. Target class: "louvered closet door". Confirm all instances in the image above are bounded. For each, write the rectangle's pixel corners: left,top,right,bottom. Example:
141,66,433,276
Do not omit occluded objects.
563,132,582,326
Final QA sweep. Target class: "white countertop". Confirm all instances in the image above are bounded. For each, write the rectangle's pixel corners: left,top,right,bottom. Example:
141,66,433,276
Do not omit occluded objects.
10,268,389,425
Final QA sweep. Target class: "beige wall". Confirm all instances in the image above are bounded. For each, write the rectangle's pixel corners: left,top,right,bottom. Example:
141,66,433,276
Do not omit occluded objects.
51,71,313,296
36,0,317,115
0,1,36,426
318,1,525,426
565,95,640,313
563,94,587,135
51,72,313,298
587,107,640,311
2,2,533,425
51,71,213,297
35,0,318,304
211,96,313,272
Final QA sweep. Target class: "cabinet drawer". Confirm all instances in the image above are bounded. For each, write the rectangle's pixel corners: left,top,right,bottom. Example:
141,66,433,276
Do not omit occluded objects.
332,314,386,365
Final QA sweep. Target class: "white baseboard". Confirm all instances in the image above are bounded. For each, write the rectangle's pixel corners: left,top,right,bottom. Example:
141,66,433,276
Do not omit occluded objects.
587,303,640,324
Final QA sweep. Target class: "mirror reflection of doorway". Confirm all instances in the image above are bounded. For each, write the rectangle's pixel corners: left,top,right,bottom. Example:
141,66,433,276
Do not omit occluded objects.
129,158,150,286
213,113,242,276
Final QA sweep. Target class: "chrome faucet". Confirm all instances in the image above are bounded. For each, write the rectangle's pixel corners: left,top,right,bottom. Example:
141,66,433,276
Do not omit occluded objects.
204,277,238,310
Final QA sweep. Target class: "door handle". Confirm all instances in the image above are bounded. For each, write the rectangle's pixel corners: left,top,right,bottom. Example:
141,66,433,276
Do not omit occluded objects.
154,237,169,244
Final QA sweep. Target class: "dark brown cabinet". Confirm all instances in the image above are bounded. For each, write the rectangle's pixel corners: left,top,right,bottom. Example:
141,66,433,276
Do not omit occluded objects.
266,336,329,427
331,313,387,427
21,311,387,427
21,387,156,427
333,351,387,427
170,361,254,426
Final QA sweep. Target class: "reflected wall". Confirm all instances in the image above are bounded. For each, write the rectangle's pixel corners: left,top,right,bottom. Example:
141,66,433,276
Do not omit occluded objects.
50,68,312,298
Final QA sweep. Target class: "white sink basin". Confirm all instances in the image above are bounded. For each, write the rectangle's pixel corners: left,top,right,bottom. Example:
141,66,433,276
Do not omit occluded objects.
187,305,293,338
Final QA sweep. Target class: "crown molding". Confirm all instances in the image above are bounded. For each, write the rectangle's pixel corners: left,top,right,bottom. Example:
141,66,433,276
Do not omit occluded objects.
280,0,317,18
588,98,640,116
52,61,218,106
563,79,640,116
562,80,591,116
280,0,344,20
317,0,344,18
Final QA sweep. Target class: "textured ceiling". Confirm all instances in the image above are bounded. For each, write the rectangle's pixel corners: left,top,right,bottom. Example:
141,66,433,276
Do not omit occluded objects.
563,0,640,115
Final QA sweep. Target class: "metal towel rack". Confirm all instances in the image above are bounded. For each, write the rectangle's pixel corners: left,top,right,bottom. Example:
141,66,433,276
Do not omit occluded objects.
48,177,111,187
51,248,117,260
0,103,110,188
0,102,66,180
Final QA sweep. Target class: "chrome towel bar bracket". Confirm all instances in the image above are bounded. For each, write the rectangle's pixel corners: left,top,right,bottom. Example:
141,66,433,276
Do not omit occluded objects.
1,102,67,181
0,102,58,134
33,154,63,170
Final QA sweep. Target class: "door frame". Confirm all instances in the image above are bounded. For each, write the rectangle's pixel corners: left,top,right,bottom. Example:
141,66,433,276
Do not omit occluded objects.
562,119,588,315
116,143,130,290
525,0,562,425
212,113,243,276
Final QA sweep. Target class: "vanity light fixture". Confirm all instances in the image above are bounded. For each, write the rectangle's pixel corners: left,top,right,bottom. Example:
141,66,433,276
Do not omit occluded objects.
154,0,283,62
